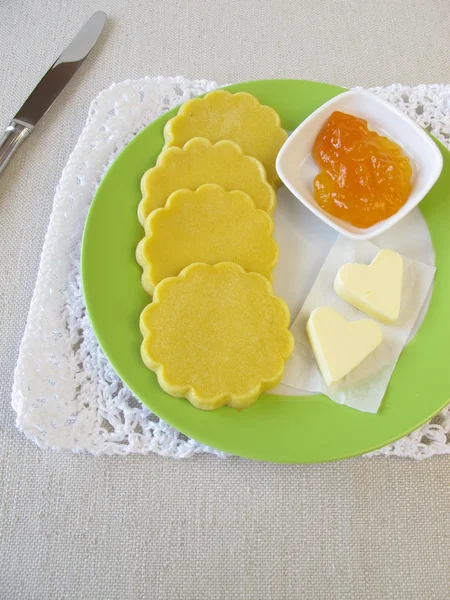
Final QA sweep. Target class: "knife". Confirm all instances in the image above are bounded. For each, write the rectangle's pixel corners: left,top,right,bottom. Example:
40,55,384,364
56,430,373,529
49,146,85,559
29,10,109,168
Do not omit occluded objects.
0,11,107,176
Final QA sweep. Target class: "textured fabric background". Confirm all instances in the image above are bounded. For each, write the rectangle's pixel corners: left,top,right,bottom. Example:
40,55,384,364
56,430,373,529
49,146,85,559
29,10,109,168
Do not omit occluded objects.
1,1,450,599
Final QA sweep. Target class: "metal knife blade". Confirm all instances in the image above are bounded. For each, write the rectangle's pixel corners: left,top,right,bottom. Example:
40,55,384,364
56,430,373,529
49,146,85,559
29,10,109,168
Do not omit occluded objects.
0,11,107,175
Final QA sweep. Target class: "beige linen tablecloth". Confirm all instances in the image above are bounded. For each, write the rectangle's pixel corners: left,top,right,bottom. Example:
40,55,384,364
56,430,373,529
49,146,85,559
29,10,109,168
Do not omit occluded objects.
1,1,449,598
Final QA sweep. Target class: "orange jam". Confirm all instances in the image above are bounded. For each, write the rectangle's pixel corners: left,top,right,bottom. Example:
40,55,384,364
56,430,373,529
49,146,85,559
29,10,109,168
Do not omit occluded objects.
312,111,412,228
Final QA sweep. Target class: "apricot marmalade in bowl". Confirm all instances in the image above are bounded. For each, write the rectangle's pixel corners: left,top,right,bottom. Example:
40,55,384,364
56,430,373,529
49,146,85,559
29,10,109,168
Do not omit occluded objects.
276,89,443,240
312,111,413,229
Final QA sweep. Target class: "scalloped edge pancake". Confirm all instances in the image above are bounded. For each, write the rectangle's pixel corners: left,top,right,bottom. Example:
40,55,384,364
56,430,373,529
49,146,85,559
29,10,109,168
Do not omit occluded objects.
136,184,279,294
140,262,294,410
163,91,288,187
138,137,276,225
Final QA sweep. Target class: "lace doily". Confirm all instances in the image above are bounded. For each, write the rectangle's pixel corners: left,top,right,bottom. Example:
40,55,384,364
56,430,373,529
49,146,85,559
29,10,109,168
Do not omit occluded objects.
11,77,450,459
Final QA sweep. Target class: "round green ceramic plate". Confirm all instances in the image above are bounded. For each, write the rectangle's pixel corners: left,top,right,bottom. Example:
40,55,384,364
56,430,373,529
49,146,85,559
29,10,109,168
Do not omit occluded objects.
82,80,450,463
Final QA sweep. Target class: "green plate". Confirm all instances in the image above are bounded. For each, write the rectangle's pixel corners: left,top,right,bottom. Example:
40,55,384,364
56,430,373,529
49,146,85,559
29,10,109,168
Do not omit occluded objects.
81,80,450,463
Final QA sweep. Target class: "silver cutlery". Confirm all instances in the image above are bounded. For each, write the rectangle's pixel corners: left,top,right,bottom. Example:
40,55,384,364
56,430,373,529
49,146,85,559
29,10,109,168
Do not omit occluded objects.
0,11,107,175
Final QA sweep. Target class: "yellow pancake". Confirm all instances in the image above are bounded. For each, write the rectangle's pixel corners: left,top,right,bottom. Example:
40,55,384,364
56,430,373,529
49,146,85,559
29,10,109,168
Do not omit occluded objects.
140,262,294,410
138,137,275,225
163,91,287,187
137,184,278,294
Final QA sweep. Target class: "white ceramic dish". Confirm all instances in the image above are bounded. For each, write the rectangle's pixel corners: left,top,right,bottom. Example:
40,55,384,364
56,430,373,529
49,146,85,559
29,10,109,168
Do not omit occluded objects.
276,89,443,240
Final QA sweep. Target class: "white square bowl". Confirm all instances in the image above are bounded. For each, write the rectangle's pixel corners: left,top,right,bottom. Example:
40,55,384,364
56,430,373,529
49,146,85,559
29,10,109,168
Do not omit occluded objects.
276,89,443,240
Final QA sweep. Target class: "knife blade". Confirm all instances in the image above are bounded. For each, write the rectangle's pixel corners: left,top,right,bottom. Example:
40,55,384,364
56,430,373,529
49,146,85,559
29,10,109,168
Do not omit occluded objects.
0,11,107,176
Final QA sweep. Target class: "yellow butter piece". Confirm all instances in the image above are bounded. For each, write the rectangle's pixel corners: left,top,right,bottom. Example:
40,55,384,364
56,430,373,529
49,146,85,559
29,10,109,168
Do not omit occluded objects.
140,262,294,410
137,184,278,294
306,307,383,387
163,90,288,187
334,249,404,324
138,137,275,225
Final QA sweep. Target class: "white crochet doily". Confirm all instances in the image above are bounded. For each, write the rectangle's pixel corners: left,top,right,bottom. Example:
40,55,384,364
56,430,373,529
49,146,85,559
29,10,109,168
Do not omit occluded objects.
12,76,450,459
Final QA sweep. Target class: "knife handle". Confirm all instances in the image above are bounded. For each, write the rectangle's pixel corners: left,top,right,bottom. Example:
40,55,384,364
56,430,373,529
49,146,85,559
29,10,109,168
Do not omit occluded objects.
0,121,31,176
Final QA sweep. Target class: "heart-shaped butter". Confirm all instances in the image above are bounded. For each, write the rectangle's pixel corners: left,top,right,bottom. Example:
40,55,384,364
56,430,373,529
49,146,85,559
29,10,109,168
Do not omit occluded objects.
334,249,404,324
306,307,383,387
